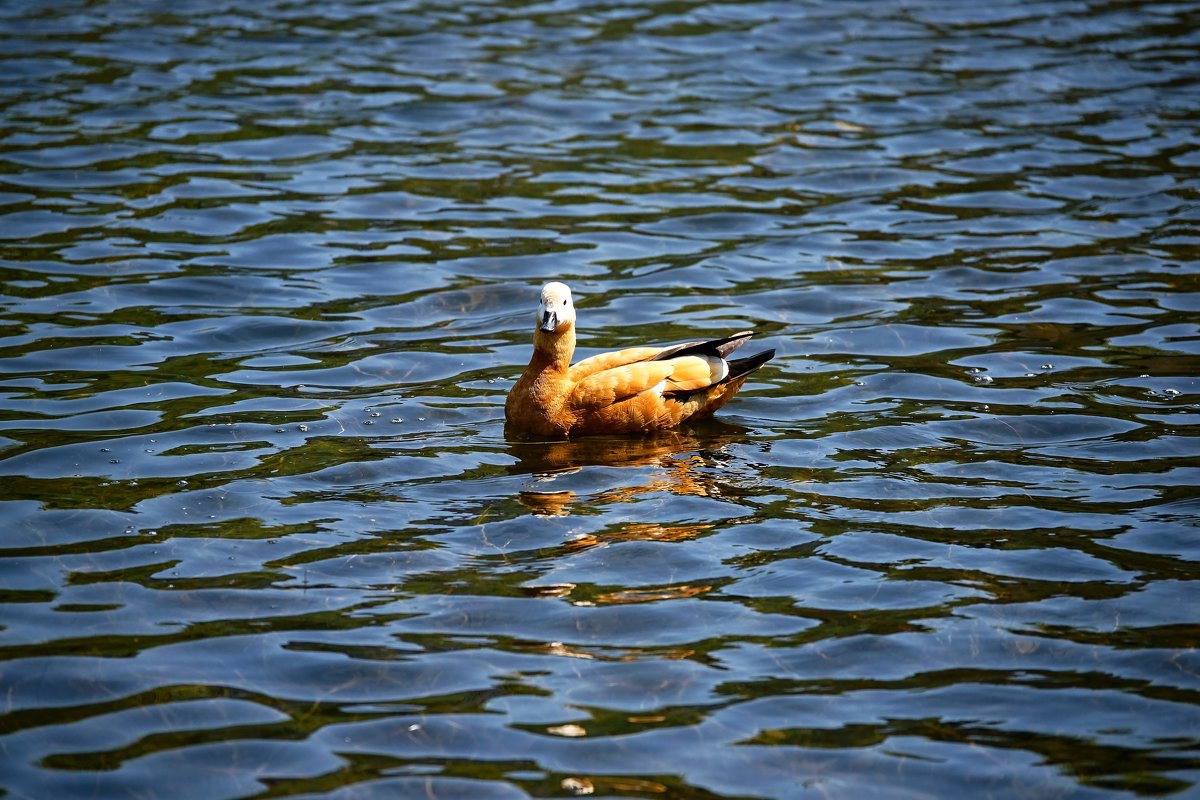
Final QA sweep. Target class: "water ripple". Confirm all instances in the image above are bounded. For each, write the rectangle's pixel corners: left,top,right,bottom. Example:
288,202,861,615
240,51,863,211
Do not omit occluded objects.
1,0,1198,798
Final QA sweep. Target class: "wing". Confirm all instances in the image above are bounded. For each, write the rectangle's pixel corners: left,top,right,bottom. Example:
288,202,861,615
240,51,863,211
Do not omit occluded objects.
569,355,725,411
568,346,665,382
567,333,751,383
570,335,739,382
662,354,726,393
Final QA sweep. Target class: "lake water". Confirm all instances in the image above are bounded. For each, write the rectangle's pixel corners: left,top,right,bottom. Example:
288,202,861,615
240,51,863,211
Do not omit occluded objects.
2,1,1198,797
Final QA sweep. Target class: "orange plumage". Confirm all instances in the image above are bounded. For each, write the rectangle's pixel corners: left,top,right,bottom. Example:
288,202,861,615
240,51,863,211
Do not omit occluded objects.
505,282,774,437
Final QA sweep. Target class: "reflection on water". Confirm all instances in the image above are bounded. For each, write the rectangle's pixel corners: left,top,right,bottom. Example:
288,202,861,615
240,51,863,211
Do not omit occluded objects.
511,422,749,517
2,0,1199,797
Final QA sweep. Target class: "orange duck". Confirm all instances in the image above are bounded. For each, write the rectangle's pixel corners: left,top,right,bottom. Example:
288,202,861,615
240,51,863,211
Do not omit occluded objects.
505,282,774,437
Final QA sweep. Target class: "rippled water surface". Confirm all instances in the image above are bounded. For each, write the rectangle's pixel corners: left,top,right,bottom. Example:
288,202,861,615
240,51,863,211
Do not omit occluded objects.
2,0,1199,797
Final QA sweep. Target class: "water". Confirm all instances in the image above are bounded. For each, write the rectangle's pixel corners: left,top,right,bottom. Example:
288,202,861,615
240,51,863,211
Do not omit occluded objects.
2,0,1198,797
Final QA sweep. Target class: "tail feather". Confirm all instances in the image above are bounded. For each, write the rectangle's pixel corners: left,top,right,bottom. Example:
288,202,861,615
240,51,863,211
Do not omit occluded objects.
722,348,775,384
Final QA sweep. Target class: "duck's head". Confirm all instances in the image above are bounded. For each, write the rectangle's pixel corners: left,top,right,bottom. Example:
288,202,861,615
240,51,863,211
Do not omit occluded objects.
537,282,575,333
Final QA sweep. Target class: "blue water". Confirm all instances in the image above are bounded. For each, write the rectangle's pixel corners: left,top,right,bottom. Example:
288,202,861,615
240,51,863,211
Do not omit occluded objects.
1,1,1198,797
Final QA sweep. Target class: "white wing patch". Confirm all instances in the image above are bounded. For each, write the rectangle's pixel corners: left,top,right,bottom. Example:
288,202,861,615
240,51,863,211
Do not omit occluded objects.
708,355,729,383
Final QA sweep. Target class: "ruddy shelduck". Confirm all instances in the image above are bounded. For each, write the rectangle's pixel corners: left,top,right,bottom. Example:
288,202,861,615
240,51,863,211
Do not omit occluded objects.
505,282,774,437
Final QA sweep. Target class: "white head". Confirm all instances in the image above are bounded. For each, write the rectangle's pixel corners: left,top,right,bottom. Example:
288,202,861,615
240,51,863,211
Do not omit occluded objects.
537,282,575,333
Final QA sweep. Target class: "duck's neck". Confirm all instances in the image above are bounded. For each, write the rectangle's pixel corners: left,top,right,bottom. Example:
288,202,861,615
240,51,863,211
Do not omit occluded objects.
508,324,577,436
529,324,575,375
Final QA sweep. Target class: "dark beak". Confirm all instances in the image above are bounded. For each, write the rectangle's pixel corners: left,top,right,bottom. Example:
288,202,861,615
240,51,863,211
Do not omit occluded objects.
539,310,558,333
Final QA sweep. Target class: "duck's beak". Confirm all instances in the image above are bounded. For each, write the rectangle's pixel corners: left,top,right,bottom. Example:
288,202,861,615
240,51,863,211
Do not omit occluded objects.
539,310,558,332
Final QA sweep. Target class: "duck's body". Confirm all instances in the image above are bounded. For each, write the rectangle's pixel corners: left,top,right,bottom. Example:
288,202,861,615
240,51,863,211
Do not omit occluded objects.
505,283,774,438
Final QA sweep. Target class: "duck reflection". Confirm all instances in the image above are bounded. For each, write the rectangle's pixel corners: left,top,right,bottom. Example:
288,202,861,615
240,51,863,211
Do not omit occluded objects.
506,419,754,519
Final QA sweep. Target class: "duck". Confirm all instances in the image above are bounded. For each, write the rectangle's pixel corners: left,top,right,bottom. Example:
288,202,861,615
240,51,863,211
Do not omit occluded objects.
505,282,774,437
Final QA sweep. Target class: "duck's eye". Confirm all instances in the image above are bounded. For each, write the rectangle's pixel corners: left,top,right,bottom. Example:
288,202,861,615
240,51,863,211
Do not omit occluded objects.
564,299,569,306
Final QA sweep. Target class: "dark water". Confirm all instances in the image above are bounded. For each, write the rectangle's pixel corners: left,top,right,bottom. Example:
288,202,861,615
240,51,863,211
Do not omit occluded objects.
2,0,1198,797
